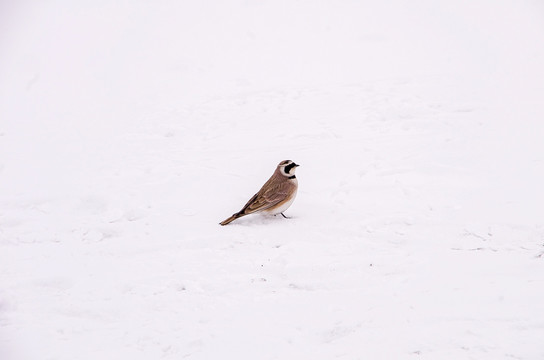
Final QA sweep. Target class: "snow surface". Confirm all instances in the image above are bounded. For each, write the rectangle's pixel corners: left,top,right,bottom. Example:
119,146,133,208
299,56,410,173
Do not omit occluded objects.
1,0,544,359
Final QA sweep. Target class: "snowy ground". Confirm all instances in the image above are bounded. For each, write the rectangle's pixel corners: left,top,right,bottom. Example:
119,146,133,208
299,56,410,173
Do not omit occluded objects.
1,1,544,359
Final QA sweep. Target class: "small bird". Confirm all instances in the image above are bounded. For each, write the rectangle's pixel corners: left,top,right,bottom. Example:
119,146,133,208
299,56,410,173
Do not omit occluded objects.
220,160,300,225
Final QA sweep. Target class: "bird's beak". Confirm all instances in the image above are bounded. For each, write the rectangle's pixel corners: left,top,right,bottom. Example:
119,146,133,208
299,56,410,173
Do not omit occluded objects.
294,163,300,167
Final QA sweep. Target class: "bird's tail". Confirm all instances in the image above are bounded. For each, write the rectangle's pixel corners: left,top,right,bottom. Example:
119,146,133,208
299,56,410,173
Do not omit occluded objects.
219,213,243,226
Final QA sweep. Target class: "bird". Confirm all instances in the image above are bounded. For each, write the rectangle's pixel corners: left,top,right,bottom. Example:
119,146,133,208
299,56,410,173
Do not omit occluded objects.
220,160,300,226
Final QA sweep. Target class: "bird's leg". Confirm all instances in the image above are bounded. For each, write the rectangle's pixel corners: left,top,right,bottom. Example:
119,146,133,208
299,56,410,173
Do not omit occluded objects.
281,213,288,219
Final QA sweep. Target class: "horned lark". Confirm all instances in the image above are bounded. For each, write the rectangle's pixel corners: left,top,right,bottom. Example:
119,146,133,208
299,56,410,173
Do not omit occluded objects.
220,160,300,226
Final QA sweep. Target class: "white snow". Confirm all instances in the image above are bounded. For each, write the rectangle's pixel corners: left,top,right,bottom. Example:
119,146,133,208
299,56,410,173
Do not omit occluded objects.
1,0,544,359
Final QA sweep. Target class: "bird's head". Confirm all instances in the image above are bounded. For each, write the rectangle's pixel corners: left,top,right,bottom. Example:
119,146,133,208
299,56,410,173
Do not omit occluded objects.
278,160,300,177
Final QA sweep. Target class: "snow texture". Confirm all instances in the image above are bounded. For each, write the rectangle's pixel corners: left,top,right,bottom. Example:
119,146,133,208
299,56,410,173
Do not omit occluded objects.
1,0,544,359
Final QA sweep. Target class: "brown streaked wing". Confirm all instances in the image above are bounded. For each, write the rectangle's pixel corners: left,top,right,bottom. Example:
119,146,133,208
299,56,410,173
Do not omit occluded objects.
241,178,294,214
238,192,259,214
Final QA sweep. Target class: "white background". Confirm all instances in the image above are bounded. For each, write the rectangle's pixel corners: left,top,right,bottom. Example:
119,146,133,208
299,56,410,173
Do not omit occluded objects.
1,0,544,359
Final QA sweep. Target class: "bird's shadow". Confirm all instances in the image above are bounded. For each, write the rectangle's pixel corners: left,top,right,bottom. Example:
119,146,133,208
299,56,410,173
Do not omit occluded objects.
221,214,298,227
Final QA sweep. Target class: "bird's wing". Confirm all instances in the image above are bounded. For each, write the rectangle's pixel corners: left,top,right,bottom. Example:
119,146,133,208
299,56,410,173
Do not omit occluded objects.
239,180,293,215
